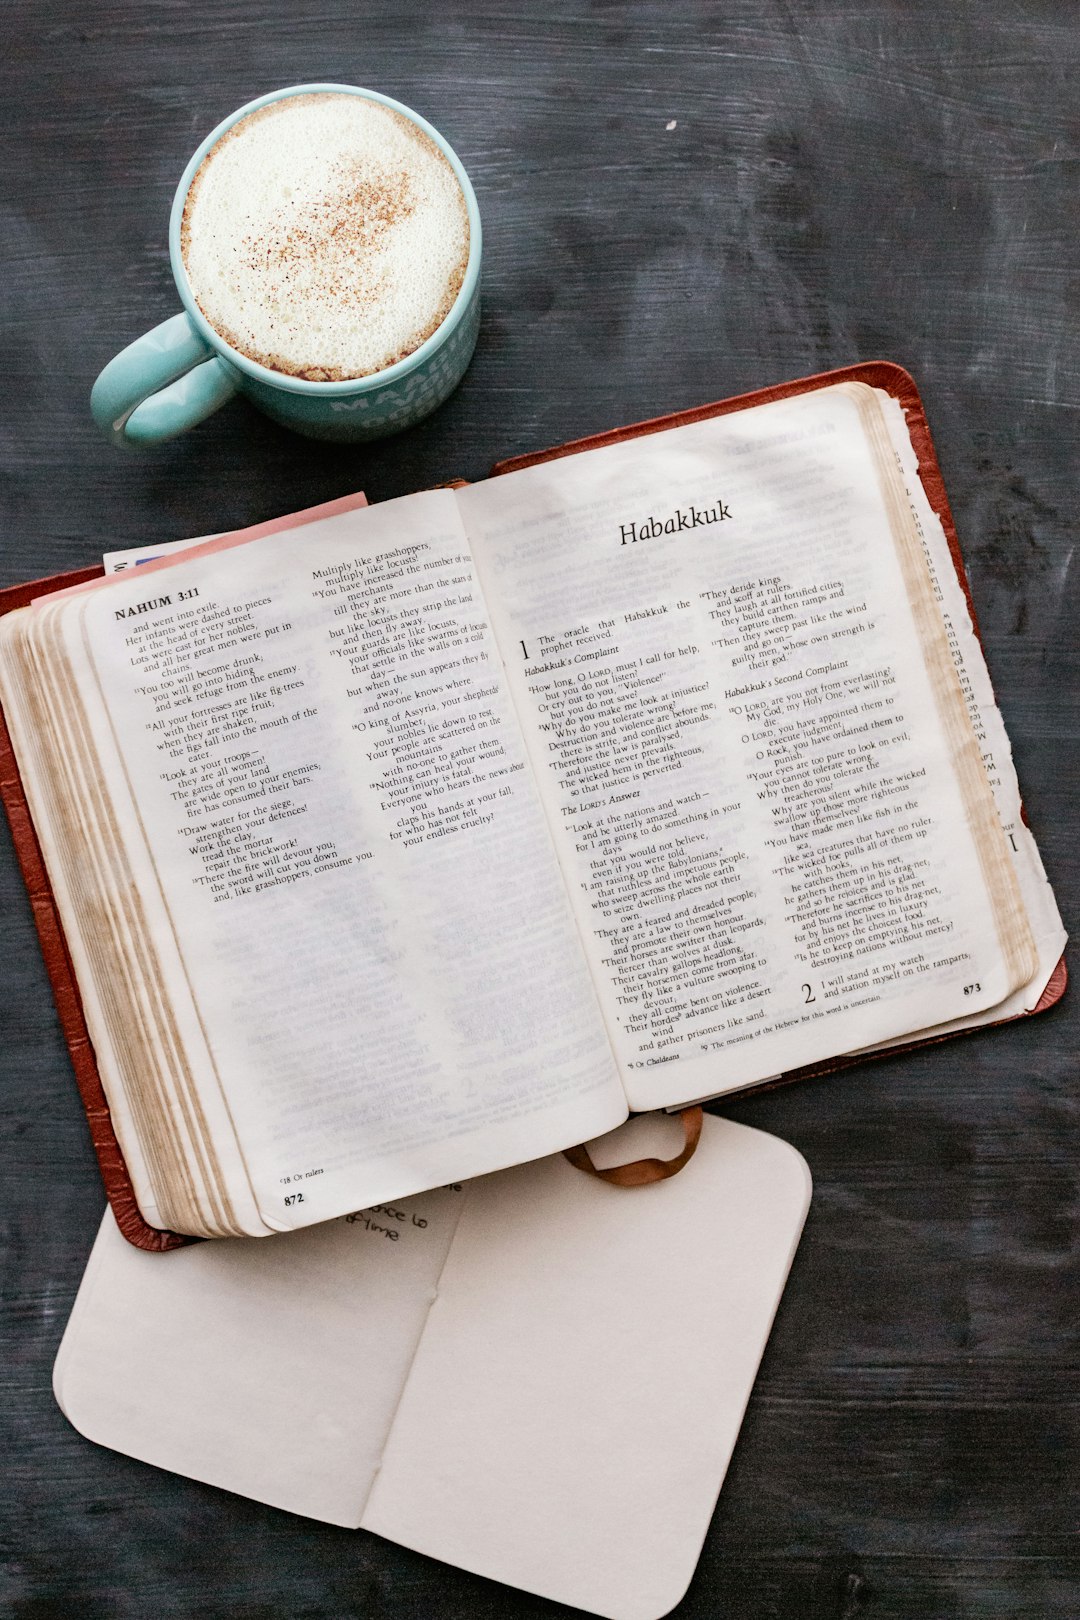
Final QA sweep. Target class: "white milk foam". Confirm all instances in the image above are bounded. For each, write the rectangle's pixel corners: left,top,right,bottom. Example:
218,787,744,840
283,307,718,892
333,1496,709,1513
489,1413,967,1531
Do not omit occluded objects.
181,94,470,381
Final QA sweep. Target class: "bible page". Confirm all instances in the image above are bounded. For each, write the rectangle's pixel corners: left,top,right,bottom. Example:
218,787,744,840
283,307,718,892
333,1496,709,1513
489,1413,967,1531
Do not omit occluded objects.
73,490,626,1231
458,385,1030,1110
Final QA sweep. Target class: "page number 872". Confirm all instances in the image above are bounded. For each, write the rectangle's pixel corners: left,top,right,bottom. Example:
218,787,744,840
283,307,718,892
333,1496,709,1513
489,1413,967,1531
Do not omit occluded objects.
963,982,982,996
284,1192,305,1207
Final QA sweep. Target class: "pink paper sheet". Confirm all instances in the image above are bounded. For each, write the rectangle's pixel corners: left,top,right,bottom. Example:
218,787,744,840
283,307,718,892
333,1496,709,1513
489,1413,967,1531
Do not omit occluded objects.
45,490,369,603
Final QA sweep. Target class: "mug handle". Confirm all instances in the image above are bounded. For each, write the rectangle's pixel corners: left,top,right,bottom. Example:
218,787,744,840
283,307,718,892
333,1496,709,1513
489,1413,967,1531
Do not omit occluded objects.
91,312,240,447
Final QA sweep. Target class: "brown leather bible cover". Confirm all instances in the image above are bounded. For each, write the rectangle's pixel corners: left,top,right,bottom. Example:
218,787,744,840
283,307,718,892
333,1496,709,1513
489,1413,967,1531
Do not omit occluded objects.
0,363,1065,1249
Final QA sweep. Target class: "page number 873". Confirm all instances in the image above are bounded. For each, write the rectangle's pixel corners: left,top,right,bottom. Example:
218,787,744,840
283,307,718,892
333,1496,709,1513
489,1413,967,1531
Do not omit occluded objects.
963,982,982,996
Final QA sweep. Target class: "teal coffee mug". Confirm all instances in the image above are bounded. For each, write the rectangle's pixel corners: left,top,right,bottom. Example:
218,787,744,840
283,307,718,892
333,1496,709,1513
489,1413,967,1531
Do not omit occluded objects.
91,84,482,446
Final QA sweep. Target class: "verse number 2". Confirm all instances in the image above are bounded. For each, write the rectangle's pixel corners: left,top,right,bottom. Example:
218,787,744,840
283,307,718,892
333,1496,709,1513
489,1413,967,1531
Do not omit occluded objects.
802,983,816,1004
284,1192,305,1207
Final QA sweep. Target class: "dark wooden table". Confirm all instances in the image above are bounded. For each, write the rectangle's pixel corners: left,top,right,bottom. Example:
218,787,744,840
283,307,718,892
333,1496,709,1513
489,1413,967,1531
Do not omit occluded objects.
3,4,1077,1616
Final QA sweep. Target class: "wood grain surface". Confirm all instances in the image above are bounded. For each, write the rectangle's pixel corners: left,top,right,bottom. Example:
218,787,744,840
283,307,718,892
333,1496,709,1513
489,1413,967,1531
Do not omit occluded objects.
1,3,1077,1617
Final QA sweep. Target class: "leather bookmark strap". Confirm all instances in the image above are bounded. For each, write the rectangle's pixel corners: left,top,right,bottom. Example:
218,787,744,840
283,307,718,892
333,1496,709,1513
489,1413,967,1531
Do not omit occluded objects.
563,1106,704,1186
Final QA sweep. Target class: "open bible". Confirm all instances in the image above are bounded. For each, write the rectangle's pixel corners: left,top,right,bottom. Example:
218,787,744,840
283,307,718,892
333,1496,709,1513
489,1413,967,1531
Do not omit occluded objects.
0,367,1065,1241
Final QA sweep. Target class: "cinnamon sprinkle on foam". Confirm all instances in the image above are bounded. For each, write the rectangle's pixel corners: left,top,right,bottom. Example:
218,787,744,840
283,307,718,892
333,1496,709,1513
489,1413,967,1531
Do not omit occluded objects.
181,94,470,381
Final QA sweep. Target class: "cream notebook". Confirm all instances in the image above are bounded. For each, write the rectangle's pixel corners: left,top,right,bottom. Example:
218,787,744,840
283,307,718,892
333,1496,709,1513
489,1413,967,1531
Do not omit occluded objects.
54,1114,811,1619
